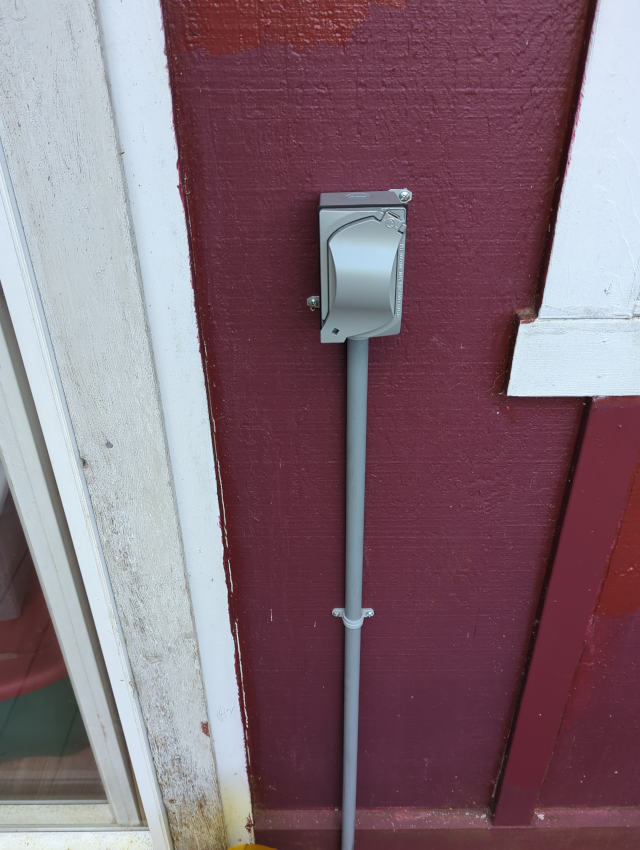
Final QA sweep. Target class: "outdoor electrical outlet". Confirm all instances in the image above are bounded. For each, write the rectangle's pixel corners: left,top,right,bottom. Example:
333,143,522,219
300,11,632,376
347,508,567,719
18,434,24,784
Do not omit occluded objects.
317,190,410,343
313,187,412,850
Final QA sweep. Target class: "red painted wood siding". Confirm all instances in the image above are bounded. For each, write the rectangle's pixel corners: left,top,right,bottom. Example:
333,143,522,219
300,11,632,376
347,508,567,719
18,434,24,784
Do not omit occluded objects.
162,0,589,812
540,418,640,808
494,399,640,825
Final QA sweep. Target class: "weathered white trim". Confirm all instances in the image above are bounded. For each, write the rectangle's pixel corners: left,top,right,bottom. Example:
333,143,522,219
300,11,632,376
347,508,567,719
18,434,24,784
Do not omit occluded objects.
0,293,139,825
0,833,152,848
508,318,640,396
540,0,640,320
0,138,171,850
94,1,252,843
0,0,233,846
508,0,640,395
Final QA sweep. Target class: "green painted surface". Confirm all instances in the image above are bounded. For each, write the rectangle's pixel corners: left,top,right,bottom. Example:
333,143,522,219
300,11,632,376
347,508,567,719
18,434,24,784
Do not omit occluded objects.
0,676,89,762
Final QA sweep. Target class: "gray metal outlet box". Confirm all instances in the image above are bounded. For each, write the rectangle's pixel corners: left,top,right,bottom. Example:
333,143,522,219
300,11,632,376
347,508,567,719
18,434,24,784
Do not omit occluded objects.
318,190,409,343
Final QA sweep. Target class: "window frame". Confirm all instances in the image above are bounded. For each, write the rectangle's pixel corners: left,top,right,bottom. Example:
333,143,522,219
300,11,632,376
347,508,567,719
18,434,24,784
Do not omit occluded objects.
0,142,172,845
0,291,140,824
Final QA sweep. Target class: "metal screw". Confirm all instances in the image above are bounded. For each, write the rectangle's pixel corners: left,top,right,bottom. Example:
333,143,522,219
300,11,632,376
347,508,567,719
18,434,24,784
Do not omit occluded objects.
398,189,412,203
307,296,320,311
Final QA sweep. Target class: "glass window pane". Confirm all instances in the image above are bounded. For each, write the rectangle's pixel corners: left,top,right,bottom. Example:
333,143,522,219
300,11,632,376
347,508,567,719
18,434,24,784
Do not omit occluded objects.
0,464,105,800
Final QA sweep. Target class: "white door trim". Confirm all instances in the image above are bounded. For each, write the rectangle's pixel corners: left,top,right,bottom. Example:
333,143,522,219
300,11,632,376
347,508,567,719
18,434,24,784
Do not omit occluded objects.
94,1,253,841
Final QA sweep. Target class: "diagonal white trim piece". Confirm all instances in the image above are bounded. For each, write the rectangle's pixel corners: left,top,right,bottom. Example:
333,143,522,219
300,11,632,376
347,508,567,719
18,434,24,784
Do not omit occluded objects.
94,0,253,844
508,318,640,396
540,0,640,320
0,135,172,850
508,0,640,396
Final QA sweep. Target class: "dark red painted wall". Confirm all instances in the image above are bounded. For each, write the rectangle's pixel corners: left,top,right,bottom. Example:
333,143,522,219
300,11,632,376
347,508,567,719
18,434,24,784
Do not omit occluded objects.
493,399,640,826
162,0,589,811
540,450,640,808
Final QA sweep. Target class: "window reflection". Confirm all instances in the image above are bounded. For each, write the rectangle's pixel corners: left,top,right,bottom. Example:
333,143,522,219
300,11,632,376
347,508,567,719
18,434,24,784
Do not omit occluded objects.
0,466,105,799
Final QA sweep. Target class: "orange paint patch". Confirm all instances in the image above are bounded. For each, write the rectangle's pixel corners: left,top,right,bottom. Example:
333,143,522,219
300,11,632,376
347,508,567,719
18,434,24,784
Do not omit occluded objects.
172,0,407,56
598,459,640,618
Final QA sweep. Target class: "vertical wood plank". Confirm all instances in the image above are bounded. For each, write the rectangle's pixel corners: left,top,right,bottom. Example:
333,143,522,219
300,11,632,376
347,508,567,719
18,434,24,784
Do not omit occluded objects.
493,398,640,826
94,0,253,840
538,0,640,320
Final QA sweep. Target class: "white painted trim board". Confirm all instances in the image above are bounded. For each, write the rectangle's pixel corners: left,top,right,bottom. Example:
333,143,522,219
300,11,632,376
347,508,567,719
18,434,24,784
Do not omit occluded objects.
95,0,253,843
508,0,640,396
540,0,640,320
508,318,640,396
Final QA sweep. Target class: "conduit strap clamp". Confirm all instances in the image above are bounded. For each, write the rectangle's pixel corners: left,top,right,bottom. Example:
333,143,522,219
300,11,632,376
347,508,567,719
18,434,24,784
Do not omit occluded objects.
332,608,374,629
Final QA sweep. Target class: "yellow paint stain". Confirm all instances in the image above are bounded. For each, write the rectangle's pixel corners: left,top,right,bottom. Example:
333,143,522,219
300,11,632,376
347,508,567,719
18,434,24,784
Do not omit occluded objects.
229,845,278,850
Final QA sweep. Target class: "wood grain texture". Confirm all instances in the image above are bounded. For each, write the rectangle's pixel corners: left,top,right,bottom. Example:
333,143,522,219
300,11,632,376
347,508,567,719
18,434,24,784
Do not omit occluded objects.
0,1,225,847
508,317,640,396
163,0,589,813
493,398,640,826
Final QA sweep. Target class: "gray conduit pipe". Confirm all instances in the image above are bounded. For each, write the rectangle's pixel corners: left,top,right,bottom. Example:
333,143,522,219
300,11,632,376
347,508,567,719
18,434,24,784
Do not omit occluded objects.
332,338,373,850
317,188,411,850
